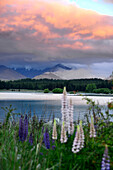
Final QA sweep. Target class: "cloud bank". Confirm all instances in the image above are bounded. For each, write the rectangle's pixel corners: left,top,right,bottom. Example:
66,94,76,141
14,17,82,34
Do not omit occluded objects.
0,0,113,66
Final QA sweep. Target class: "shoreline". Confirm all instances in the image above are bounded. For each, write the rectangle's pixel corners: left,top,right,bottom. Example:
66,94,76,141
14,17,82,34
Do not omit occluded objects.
0,92,112,105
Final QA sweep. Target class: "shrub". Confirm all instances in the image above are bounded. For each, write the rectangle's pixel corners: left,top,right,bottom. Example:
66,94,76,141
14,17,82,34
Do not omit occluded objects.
52,88,63,93
44,89,49,93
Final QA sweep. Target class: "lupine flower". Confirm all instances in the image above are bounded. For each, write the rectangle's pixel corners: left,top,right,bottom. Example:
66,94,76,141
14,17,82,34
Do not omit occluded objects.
90,115,96,138
101,145,110,170
72,121,84,153
72,125,80,153
23,115,28,141
60,122,67,143
44,128,50,149
29,133,33,145
68,98,74,135
19,115,24,141
61,87,68,131
79,120,84,149
52,119,57,140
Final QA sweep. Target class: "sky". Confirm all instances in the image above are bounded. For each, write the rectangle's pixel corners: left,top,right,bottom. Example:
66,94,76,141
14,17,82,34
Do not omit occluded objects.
0,0,113,77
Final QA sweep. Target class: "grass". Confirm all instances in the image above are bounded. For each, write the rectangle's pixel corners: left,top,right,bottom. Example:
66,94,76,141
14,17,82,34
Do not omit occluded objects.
0,99,113,170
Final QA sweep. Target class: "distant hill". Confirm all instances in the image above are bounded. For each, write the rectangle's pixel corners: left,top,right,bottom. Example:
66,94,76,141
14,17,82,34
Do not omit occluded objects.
0,65,26,80
34,68,99,80
34,72,61,80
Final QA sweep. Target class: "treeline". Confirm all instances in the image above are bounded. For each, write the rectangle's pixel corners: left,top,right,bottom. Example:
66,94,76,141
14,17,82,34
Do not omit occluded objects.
0,78,112,92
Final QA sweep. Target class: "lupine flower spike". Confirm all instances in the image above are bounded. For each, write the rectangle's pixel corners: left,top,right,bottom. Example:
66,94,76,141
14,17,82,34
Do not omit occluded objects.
52,119,57,140
72,121,85,153
60,122,67,143
68,98,74,135
101,145,110,170
44,128,50,149
90,115,96,138
79,120,85,149
72,125,80,153
61,87,68,131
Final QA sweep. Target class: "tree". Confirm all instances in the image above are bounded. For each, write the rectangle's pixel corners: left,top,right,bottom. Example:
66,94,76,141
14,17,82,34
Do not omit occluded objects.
86,83,97,93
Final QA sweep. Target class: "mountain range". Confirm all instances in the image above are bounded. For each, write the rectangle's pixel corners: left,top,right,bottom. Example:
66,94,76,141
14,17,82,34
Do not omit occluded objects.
0,64,110,81
12,64,72,78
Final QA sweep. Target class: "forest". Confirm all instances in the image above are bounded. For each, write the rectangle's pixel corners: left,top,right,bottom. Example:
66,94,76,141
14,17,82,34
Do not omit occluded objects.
0,78,112,92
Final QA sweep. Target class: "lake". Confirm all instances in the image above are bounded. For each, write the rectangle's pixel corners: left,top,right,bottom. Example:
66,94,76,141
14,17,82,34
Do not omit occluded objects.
0,92,112,122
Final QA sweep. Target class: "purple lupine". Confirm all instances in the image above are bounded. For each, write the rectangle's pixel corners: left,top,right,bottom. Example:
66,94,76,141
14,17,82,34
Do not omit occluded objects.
19,115,24,141
29,133,33,145
44,128,50,149
101,145,110,170
23,115,28,141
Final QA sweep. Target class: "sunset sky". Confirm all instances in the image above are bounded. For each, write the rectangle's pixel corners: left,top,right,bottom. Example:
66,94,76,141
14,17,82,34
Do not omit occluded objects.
0,0,113,76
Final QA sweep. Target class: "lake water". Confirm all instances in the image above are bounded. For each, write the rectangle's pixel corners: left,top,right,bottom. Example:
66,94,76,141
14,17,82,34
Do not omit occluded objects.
0,98,112,122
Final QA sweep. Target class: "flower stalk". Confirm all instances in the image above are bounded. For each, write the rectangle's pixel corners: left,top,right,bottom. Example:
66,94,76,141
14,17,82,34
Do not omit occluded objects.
101,145,110,170
68,98,74,135
60,122,67,143
90,115,96,138
52,119,57,140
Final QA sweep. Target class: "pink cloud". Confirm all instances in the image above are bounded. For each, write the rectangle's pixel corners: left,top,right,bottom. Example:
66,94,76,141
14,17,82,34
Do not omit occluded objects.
0,0,113,61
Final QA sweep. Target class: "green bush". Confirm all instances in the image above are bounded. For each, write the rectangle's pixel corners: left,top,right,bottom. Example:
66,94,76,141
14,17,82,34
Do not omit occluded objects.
86,83,97,93
52,88,63,93
44,88,49,93
93,88,111,94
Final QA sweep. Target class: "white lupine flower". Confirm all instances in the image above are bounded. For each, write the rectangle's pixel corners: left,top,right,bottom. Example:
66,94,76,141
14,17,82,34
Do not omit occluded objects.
60,122,67,143
79,120,85,149
52,119,57,140
72,125,80,153
68,98,74,135
61,87,68,131
90,116,96,138
72,121,85,153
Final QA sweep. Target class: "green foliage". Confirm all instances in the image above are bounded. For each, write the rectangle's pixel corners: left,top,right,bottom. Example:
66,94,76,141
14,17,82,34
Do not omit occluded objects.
86,83,97,93
52,88,63,93
44,88,49,93
93,88,111,94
